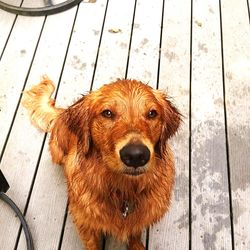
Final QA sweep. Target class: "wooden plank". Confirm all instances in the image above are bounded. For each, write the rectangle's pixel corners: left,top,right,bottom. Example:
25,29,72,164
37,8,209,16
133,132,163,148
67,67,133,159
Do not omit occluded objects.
126,0,163,87
61,212,83,250
221,0,250,248
191,0,232,249
0,10,16,55
0,7,77,250
148,0,190,248
18,143,68,250
93,0,136,90
57,0,109,249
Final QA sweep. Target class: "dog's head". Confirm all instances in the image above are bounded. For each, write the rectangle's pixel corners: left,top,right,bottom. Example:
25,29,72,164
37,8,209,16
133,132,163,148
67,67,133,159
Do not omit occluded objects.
51,79,181,176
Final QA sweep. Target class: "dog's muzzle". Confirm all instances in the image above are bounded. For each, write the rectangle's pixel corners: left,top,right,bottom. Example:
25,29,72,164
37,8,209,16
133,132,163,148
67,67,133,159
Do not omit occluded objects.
119,144,150,168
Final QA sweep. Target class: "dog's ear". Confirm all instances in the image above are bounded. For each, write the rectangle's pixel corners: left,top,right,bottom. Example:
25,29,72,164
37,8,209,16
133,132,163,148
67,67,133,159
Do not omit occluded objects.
153,89,181,157
49,96,92,164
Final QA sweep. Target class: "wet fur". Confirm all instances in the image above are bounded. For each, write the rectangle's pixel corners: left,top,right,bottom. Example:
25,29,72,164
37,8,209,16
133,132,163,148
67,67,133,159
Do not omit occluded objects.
22,77,181,250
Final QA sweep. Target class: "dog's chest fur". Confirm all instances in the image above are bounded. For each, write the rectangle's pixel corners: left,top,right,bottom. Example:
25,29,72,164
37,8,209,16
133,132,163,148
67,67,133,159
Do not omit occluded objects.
65,154,174,241
68,182,170,242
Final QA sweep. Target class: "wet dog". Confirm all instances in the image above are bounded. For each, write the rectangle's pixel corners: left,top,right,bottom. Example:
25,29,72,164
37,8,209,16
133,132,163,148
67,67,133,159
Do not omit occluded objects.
22,77,181,250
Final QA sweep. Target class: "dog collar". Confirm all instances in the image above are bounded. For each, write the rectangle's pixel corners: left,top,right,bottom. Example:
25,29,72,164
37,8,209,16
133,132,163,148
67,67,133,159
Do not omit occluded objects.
122,200,135,218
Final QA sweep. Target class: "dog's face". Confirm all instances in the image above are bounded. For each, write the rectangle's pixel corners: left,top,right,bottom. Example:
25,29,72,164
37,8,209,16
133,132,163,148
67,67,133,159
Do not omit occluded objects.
56,80,180,176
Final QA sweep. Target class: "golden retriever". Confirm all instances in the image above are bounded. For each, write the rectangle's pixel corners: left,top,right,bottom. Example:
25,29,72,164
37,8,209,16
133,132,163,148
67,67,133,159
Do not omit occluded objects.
22,76,181,250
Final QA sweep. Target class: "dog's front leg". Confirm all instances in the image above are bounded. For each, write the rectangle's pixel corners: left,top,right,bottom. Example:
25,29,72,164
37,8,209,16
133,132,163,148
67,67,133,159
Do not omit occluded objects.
128,235,145,250
78,227,101,250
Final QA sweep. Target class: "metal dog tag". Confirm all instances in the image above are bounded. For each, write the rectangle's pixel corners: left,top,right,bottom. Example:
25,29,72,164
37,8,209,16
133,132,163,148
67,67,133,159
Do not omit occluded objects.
122,200,135,218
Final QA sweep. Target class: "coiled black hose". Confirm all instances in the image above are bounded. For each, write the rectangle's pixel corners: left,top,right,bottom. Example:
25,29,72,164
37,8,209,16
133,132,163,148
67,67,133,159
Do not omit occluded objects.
0,169,34,250
0,193,34,250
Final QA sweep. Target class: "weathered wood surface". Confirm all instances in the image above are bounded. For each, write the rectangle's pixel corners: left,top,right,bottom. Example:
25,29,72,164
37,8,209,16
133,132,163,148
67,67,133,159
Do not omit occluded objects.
0,0,249,249
0,9,16,56
93,0,135,89
191,0,232,249
126,0,163,86
221,0,250,249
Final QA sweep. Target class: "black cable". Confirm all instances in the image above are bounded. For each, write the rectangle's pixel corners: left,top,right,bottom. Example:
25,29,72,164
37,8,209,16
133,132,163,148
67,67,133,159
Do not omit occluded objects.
0,193,34,250
0,0,82,16
0,170,34,250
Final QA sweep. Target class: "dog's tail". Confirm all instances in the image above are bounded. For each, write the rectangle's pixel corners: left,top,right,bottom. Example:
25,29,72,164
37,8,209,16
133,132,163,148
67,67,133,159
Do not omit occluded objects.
22,76,64,132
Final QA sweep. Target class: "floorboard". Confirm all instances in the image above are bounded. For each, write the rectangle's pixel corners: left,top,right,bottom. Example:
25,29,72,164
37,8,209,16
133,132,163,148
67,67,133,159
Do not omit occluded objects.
221,0,250,248
93,0,135,89
126,0,163,85
191,0,232,249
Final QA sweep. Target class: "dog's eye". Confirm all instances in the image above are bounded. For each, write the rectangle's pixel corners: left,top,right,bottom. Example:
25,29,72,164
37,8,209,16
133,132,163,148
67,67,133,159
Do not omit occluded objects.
148,109,158,119
101,109,114,118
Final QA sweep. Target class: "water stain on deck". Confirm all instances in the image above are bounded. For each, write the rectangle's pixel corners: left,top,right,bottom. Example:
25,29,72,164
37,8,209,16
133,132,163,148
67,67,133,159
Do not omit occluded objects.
198,42,208,53
209,6,215,14
202,215,230,250
119,42,127,49
93,29,100,36
228,126,250,192
174,211,197,229
164,50,178,62
20,49,26,55
226,71,233,80
72,55,86,70
174,172,188,202
134,23,140,29
140,38,149,47
192,120,231,248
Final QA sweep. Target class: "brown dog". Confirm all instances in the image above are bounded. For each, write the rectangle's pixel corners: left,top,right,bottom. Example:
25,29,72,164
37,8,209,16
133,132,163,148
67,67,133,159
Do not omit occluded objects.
22,76,181,250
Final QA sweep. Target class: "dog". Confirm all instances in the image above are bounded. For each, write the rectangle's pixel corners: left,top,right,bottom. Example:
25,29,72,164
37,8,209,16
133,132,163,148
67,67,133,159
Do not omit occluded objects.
22,76,181,250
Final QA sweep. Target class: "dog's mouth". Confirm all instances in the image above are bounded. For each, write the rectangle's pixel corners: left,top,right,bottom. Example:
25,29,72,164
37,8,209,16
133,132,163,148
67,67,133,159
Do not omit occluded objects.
123,167,147,176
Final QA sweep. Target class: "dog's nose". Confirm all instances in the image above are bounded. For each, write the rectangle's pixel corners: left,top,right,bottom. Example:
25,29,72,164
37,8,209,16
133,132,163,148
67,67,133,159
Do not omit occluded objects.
120,144,150,168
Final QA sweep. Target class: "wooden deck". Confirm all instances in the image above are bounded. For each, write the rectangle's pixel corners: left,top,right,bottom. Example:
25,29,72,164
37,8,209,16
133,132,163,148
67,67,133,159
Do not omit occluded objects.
0,0,249,249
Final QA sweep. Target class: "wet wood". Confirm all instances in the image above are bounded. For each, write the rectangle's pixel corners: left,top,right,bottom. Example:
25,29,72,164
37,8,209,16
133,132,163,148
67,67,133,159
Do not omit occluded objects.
191,0,232,249
221,0,250,248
